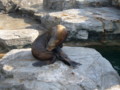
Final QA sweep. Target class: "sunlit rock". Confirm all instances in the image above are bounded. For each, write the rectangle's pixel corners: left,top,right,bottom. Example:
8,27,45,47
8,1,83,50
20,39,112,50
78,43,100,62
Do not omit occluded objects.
40,7,120,40
0,47,120,90
76,30,88,40
3,65,14,71
0,29,39,52
0,0,43,13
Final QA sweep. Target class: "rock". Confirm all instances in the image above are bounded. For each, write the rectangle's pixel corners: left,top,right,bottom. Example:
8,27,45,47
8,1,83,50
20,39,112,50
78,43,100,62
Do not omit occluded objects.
40,7,120,40
0,0,43,13
0,46,120,90
43,0,111,11
76,30,88,40
112,0,120,8
75,0,112,8
0,29,39,52
0,1,4,11
43,0,76,11
0,0,18,13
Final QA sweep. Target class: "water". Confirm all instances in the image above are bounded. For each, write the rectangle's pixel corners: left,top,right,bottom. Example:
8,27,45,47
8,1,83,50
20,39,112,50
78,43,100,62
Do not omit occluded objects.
87,45,120,75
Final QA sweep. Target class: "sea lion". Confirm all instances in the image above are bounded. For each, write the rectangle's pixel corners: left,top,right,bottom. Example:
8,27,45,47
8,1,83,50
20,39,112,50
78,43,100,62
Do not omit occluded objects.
32,24,80,68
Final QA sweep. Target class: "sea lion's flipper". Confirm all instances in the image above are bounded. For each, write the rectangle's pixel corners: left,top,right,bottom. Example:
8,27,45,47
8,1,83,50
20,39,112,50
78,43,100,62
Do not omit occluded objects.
68,61,81,68
54,47,81,68
32,56,56,67
32,61,48,67
58,56,81,68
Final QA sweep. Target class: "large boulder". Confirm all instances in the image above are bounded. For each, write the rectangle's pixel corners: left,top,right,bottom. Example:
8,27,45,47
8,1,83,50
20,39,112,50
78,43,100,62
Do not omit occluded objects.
0,29,39,52
0,46,120,90
40,7,120,41
43,0,111,11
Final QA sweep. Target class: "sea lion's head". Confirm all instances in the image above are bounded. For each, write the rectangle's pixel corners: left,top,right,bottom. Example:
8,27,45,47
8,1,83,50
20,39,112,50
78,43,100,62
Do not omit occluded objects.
47,24,68,51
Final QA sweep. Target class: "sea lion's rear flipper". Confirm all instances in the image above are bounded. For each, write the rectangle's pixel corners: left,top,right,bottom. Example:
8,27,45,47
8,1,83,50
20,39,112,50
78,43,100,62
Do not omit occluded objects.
68,61,81,68
54,47,81,68
32,56,56,67
58,56,81,68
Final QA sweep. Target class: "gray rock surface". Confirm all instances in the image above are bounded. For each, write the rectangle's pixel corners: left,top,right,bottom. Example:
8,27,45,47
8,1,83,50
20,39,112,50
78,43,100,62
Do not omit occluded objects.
76,30,88,40
0,0,120,44
112,0,120,8
43,0,76,11
0,0,43,13
0,29,39,52
0,46,120,90
0,1,4,11
40,7,120,40
43,0,111,10
75,0,111,8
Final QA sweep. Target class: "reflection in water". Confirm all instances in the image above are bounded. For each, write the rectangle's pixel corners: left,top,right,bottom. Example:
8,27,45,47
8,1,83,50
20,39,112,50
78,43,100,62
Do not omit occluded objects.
87,45,120,75
0,13,40,30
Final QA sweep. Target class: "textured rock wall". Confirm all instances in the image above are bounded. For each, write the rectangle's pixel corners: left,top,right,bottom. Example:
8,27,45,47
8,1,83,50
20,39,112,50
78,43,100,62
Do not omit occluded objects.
43,0,76,10
40,7,120,41
43,0,112,10
112,0,120,8
0,0,43,12
0,1,4,11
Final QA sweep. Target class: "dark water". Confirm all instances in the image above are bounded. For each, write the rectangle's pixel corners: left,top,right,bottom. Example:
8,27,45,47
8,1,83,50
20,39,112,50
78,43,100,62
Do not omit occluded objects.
87,45,120,75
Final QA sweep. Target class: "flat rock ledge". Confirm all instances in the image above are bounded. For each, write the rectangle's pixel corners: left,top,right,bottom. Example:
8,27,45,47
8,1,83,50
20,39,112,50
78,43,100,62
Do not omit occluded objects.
43,0,111,10
0,46,120,90
0,29,39,52
40,7,120,40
